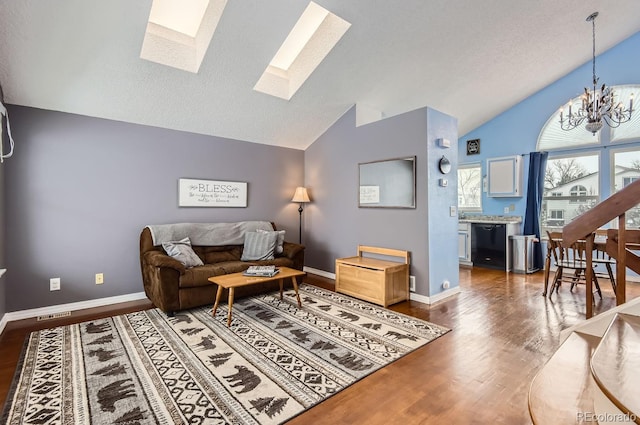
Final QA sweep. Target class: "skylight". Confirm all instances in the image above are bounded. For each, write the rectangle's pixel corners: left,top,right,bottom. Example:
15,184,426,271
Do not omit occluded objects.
148,0,209,38
254,2,351,100
140,0,227,73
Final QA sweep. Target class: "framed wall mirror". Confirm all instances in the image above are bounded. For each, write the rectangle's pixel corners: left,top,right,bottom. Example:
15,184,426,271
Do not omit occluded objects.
359,156,416,208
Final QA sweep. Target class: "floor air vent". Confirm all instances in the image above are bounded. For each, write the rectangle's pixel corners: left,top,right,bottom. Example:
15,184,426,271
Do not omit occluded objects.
37,311,71,321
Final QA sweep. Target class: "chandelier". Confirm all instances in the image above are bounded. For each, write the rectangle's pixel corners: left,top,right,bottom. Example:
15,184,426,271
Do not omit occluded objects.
559,12,634,135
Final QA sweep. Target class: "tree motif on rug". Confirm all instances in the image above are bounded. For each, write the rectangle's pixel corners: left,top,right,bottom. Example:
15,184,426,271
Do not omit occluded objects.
2,284,449,424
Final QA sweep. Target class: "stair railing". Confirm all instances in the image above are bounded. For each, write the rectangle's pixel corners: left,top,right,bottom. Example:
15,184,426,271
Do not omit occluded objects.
562,178,640,318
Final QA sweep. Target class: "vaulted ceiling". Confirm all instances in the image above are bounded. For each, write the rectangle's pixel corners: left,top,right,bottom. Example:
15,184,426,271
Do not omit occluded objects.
1,1,639,150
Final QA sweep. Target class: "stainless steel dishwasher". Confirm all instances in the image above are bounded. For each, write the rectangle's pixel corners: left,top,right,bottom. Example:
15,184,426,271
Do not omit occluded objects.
471,223,507,270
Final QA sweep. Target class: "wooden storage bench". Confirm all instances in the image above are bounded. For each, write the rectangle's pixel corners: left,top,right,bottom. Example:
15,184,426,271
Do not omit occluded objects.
335,245,410,307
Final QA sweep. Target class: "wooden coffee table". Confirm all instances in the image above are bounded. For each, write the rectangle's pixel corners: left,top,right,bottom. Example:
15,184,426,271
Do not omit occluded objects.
208,266,306,326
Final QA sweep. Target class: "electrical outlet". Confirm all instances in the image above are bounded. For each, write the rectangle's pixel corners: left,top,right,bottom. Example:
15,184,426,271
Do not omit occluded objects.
503,206,509,214
95,273,104,285
50,277,61,291
409,276,416,292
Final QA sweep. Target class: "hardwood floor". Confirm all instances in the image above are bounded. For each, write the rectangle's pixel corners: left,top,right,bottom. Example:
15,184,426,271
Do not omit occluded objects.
1,268,638,424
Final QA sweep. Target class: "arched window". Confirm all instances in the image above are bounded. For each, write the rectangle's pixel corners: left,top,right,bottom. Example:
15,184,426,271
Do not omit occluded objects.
538,84,640,234
568,184,589,203
569,185,587,197
537,84,640,151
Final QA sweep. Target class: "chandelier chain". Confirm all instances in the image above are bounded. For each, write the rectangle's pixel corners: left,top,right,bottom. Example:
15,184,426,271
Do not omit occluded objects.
591,15,596,86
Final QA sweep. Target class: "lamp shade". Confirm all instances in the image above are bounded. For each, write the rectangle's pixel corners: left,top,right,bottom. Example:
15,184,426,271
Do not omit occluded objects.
291,187,310,203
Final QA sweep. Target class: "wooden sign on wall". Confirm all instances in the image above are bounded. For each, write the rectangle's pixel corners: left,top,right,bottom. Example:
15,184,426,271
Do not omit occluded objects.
178,178,247,207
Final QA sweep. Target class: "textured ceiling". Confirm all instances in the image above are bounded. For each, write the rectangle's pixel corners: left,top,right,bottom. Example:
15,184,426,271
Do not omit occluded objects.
1,0,639,150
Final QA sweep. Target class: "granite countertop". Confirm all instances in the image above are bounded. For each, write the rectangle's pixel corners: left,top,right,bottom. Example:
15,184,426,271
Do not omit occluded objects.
459,215,522,224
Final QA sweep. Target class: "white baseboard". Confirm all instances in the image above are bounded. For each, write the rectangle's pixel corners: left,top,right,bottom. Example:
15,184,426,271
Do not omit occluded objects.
0,269,6,333
0,313,8,336
410,286,462,305
2,292,148,324
303,266,461,305
304,266,336,280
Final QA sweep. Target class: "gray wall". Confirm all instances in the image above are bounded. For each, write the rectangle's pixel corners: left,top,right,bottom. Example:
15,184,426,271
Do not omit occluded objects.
304,106,458,297
5,106,304,312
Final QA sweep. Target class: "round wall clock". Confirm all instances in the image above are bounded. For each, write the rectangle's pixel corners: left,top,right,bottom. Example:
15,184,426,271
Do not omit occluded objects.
438,156,451,174
466,139,480,155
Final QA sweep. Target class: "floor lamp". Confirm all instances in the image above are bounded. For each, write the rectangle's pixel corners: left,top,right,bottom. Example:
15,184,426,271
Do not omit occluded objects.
291,187,310,244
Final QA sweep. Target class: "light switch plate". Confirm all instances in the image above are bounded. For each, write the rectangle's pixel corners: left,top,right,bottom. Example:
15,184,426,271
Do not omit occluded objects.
50,277,61,291
450,206,457,217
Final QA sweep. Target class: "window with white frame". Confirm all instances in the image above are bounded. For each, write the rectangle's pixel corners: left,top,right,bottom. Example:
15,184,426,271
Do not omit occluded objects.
550,210,564,219
537,84,639,151
569,185,587,196
548,209,565,227
612,148,640,229
541,154,599,233
536,85,640,236
569,185,588,203
610,85,640,143
457,163,482,211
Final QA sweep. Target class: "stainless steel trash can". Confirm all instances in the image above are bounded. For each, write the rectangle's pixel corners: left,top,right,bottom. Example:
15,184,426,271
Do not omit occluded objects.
510,235,539,274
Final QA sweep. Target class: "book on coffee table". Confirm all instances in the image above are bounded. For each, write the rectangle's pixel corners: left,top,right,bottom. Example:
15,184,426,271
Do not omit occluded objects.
243,266,280,277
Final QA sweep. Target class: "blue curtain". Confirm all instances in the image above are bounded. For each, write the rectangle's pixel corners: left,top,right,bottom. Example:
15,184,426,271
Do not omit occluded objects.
523,151,548,270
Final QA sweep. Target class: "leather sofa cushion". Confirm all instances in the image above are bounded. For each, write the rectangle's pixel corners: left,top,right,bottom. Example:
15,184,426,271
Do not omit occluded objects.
195,245,243,264
179,262,244,288
250,257,294,268
178,258,296,288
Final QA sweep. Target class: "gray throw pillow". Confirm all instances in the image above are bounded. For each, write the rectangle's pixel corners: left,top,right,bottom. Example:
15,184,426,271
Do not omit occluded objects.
241,231,277,261
257,229,285,254
162,237,204,268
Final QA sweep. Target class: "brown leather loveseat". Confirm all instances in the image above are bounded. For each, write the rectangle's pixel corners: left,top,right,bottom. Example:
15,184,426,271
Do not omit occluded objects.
140,221,305,315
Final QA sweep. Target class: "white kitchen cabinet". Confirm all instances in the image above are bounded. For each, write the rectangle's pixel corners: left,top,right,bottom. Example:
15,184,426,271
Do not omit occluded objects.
458,222,472,265
487,155,523,197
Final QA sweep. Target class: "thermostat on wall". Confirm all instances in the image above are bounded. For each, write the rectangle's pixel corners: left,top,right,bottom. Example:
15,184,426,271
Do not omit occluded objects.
437,138,451,148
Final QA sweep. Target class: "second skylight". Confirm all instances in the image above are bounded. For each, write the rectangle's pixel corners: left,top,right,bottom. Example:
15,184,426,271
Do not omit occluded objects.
254,2,351,100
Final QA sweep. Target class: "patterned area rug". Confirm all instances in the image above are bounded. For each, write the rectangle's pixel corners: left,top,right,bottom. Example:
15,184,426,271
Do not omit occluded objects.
2,284,449,424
